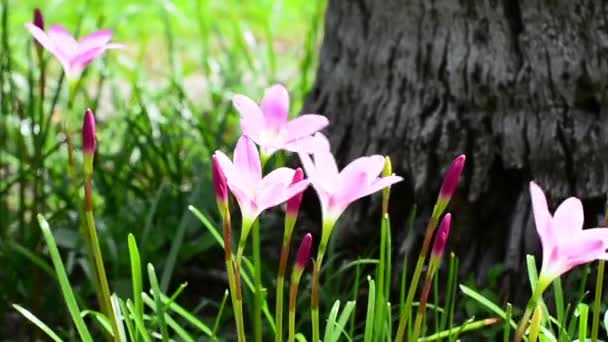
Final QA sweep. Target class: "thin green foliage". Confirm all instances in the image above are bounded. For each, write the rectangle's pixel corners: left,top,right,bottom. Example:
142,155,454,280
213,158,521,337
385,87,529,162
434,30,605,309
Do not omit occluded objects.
13,304,63,342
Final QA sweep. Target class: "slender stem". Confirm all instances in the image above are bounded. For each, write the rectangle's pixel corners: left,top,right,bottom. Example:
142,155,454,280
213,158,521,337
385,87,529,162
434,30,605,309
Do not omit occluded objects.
591,260,605,342
411,272,433,340
276,240,291,342
83,174,120,341
221,206,246,341
252,219,263,342
311,220,332,342
395,215,439,341
514,280,547,342
288,272,301,342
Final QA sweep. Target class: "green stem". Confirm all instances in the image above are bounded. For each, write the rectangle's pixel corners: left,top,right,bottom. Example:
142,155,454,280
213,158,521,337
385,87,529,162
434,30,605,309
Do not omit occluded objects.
83,177,119,340
311,220,333,342
221,206,246,342
276,216,296,342
288,269,303,342
591,260,605,342
395,215,439,341
252,219,263,342
514,280,548,342
412,272,434,341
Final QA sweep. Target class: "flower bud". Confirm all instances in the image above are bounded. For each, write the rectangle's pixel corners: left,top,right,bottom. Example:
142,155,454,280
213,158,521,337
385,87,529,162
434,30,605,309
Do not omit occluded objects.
430,213,451,270
286,168,305,218
212,154,228,209
294,233,312,271
438,155,465,202
82,109,96,174
382,156,393,215
33,9,44,31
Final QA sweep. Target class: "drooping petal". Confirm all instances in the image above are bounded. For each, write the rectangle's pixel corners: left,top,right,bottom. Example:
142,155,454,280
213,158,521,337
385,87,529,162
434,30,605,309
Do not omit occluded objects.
48,25,78,53
233,94,265,137
78,29,113,52
233,135,262,183
285,114,329,141
529,182,554,249
552,197,584,234
261,84,289,132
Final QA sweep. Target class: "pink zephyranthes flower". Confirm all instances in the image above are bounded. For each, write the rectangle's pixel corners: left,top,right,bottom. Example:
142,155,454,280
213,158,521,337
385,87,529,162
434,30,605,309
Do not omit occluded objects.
299,134,403,224
25,23,125,79
233,84,329,156
530,181,608,283
214,135,309,224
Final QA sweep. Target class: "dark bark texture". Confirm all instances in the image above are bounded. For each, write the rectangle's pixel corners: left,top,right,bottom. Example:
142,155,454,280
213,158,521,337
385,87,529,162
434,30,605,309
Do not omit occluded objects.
303,0,608,303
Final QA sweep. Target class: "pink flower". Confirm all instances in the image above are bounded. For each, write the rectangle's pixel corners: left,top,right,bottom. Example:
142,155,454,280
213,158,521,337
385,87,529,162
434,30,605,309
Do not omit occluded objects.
529,181,608,282
25,23,125,79
233,84,329,156
438,155,465,202
299,134,403,223
214,135,309,222
286,168,305,219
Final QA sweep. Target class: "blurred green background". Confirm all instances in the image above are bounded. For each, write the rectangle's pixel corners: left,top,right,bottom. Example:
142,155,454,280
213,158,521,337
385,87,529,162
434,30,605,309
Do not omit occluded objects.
0,0,325,338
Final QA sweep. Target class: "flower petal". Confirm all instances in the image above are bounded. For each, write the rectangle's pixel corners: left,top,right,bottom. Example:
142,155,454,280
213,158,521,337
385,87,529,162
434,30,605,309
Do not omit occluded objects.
552,197,584,235
214,151,236,182
233,135,262,183
261,84,289,132
258,167,296,191
48,25,78,54
340,155,385,185
258,180,309,211
25,23,55,52
285,114,328,141
233,94,265,137
282,133,330,154
529,182,554,250
348,175,403,203
78,29,113,52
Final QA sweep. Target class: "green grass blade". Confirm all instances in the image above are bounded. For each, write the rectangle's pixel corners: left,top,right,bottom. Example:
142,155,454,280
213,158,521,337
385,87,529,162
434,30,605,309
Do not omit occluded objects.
37,214,93,342
189,205,224,247
158,292,213,336
459,285,517,329
127,299,151,342
118,298,137,342
577,303,589,342
363,276,376,342
128,233,144,339
147,263,169,342
350,258,361,337
142,293,195,342
332,300,356,342
504,303,512,342
213,289,229,338
13,304,63,342
324,300,341,342
419,318,499,341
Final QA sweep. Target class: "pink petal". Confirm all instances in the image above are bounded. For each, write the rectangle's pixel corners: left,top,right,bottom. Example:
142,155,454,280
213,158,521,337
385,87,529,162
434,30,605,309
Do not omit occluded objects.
561,236,607,270
529,182,554,250
25,23,55,53
282,133,330,154
261,84,289,133
258,167,296,192
285,114,328,141
233,135,262,183
350,175,403,203
340,155,385,184
314,150,339,179
48,25,78,54
552,197,584,233
214,151,236,183
228,180,257,218
78,29,113,52
335,171,368,207
70,47,107,74
258,180,309,211
233,94,265,137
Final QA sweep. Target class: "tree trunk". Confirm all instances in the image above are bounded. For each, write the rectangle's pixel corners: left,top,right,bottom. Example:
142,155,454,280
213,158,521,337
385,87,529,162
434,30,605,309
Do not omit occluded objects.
303,0,608,304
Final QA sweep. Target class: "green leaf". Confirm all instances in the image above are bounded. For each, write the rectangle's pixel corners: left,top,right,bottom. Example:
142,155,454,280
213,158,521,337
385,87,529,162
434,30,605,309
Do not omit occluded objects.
37,214,93,342
324,300,341,342
459,285,517,329
13,304,63,342
147,263,169,342
128,233,144,342
363,276,376,342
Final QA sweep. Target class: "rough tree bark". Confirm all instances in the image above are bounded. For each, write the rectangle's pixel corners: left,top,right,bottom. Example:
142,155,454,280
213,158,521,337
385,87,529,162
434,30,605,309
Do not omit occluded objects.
303,0,608,303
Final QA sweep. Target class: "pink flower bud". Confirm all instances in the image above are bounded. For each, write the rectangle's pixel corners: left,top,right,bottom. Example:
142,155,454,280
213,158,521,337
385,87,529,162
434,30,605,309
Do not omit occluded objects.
295,233,312,270
212,154,228,206
286,168,305,218
431,213,451,259
33,9,44,31
82,108,96,156
438,155,465,202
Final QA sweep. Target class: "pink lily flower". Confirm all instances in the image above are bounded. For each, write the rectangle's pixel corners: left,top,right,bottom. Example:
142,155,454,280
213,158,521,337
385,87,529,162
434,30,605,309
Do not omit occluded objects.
232,84,329,156
529,181,608,283
299,134,403,224
25,23,125,79
214,135,310,224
